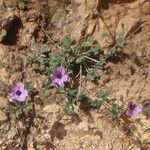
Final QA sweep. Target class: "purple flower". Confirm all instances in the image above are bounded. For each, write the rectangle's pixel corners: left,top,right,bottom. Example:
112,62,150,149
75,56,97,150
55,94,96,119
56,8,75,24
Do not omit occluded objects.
51,67,68,86
9,82,28,102
126,102,142,117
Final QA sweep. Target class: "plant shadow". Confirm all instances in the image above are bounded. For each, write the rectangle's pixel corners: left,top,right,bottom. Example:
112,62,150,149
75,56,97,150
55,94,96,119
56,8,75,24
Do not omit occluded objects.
50,121,67,142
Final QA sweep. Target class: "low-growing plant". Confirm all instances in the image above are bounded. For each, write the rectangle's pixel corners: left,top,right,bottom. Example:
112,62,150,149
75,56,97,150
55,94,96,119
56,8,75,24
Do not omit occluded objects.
28,34,126,80
5,101,32,118
25,81,38,95
110,101,124,120
27,34,127,118
28,35,106,81
63,88,77,115
17,0,27,10
5,82,33,118
89,90,110,108
89,90,125,119
89,99,102,109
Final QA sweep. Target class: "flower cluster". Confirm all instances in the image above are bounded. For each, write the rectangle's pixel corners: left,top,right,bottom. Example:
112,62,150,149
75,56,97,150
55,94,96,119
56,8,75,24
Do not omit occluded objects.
7,66,142,119
8,67,68,103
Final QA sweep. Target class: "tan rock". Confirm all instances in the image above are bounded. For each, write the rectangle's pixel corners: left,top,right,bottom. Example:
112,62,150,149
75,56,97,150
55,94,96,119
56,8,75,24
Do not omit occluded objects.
43,104,61,114
128,0,148,9
70,0,99,41
0,97,8,108
0,110,7,121
73,0,82,4
0,44,5,61
141,130,150,149
0,68,9,84
142,2,150,15
21,22,38,46
94,18,114,48
116,16,141,38
78,121,89,131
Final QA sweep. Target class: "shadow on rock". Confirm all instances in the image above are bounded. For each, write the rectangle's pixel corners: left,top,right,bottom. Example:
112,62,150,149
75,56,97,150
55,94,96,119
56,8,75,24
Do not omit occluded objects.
50,121,67,142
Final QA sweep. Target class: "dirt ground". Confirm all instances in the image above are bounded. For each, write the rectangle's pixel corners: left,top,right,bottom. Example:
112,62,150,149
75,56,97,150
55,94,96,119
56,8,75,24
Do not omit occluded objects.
0,0,150,150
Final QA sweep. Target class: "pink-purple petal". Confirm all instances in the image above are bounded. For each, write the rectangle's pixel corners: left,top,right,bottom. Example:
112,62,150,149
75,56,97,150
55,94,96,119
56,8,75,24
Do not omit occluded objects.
56,67,65,75
52,78,64,86
51,67,68,87
9,82,28,102
126,102,142,117
63,74,68,82
17,82,25,91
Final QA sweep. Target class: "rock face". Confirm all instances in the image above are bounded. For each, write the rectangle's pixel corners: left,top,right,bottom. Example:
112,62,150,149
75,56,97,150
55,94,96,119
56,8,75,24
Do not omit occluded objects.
116,16,141,38
0,97,8,109
0,110,7,122
0,0,149,149
0,9,17,42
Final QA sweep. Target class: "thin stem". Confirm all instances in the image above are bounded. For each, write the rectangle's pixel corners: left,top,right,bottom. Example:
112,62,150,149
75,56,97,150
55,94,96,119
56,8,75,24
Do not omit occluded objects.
77,64,82,98
125,22,143,39
84,56,99,63
41,26,61,49
99,15,115,41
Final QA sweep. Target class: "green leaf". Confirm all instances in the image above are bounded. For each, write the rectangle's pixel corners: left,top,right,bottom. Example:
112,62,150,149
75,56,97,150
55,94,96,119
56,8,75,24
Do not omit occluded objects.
116,35,125,47
106,47,118,59
57,86,65,92
49,51,65,70
74,45,84,54
40,44,51,53
25,82,37,94
90,46,100,55
67,89,77,99
96,56,106,69
90,99,102,109
64,102,74,115
78,93,86,101
86,68,99,81
18,0,27,10
75,56,85,64
101,32,110,38
23,102,32,113
98,90,110,101
86,35,96,43
61,36,73,48
110,102,124,120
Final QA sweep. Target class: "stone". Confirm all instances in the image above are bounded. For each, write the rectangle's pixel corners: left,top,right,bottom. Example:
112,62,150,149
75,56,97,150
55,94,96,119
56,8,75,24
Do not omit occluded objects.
93,18,114,49
0,68,9,84
51,9,67,29
0,97,8,108
20,22,38,46
128,0,148,9
141,130,150,149
78,121,89,131
0,140,3,145
116,16,141,38
142,99,150,118
0,110,7,121
0,44,5,61
142,2,150,15
43,104,60,114
73,0,82,4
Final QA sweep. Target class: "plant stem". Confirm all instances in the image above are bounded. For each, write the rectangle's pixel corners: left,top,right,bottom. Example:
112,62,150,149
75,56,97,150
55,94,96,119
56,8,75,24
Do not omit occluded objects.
77,64,82,99
41,26,61,49
84,56,99,63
